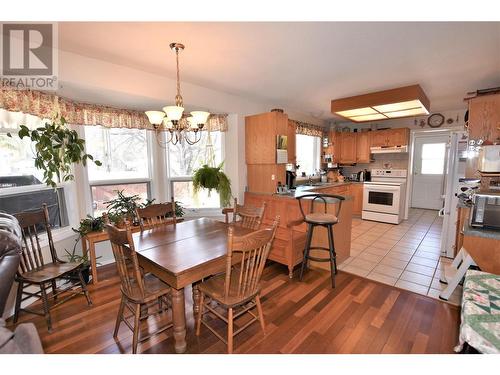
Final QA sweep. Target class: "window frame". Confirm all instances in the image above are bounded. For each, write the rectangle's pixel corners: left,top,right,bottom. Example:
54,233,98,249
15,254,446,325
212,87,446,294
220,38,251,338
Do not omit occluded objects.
165,131,226,215
84,125,154,216
295,134,321,179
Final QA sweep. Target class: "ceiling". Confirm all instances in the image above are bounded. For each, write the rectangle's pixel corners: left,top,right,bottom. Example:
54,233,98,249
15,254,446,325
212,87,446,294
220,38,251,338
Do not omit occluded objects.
58,22,500,120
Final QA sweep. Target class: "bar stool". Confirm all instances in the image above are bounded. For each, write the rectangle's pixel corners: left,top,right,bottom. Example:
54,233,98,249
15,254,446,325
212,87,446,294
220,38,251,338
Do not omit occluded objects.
296,193,345,288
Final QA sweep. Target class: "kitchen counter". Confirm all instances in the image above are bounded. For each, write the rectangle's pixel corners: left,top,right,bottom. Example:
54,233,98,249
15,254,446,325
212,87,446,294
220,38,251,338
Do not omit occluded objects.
463,223,500,240
245,183,353,277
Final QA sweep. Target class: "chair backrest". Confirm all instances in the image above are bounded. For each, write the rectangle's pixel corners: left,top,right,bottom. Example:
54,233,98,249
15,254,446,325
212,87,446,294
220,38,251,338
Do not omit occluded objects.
232,198,266,230
296,193,345,219
224,216,279,299
135,198,176,231
14,204,58,274
106,222,146,300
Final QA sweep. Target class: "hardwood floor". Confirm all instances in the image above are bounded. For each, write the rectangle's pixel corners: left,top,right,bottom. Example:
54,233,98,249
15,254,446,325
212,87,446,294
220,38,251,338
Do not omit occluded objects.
7,262,461,354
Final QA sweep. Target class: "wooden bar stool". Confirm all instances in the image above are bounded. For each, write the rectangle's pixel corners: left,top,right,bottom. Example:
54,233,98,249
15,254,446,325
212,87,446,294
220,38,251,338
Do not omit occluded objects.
296,193,345,288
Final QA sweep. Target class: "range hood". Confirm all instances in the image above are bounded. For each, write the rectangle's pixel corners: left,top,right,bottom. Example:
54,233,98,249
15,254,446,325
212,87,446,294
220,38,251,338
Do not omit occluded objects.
370,145,408,154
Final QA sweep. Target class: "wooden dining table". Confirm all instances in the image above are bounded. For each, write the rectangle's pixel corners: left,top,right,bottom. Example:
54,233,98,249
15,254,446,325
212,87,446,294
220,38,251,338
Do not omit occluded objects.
133,217,254,353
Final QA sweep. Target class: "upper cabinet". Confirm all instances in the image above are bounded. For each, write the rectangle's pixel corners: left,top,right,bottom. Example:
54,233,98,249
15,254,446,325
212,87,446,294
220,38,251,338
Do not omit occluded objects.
370,128,409,147
287,120,296,164
356,131,371,163
339,132,357,164
468,94,500,144
245,111,288,164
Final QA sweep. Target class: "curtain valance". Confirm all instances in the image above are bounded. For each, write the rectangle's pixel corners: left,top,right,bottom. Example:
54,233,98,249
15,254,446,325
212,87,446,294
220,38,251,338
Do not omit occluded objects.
0,88,228,132
289,119,325,138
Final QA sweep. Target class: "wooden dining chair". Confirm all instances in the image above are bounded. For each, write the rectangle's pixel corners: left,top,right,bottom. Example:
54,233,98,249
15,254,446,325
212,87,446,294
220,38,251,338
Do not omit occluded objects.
135,198,176,231
195,216,279,353
222,198,266,230
13,204,92,331
106,222,173,354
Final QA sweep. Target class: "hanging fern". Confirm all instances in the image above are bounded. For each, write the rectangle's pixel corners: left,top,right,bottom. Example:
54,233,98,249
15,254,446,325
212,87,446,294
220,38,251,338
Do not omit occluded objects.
192,162,232,207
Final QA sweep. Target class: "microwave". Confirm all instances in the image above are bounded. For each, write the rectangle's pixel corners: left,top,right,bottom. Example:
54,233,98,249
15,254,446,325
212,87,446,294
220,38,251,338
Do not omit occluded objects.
478,145,500,173
470,191,500,230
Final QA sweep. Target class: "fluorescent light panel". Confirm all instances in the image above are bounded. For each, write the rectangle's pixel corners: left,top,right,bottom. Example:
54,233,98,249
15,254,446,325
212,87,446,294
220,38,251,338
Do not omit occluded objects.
372,99,425,113
350,113,387,122
385,107,429,118
336,107,378,117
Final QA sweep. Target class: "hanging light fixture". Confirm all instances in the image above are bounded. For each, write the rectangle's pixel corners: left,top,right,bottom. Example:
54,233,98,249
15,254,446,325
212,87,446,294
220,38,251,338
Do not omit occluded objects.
145,42,210,146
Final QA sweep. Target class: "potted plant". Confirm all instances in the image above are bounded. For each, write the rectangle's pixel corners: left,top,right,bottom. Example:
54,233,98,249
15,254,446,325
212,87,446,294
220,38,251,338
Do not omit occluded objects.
7,116,101,188
192,162,232,207
64,237,102,284
104,190,142,225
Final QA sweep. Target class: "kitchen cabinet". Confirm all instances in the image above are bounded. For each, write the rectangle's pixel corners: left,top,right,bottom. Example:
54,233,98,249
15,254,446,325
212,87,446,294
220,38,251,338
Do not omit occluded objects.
350,183,364,215
322,130,342,164
245,111,288,164
339,132,357,164
287,120,296,164
356,131,371,163
370,128,409,147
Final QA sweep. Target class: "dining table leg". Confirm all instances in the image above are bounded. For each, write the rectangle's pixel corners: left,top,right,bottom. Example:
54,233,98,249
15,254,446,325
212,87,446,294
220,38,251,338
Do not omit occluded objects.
171,287,187,353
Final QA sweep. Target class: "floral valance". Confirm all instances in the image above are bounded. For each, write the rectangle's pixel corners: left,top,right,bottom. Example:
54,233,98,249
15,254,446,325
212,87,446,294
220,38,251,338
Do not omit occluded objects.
289,119,325,138
0,88,228,132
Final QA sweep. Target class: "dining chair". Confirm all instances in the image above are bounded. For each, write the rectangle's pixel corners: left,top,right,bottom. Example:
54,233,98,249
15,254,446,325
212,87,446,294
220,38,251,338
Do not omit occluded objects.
13,204,92,331
195,216,279,353
106,222,173,354
222,197,266,230
135,198,176,231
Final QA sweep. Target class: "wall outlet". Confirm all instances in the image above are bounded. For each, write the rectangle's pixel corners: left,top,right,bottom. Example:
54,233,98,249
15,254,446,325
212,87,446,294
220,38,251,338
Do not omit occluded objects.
271,174,275,180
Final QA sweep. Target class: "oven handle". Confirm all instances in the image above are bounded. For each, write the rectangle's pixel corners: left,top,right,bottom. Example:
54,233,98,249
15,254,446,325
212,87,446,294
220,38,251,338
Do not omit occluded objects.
364,185,401,192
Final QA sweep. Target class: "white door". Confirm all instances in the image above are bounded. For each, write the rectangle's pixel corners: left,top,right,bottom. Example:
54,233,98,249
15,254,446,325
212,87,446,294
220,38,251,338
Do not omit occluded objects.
411,133,450,210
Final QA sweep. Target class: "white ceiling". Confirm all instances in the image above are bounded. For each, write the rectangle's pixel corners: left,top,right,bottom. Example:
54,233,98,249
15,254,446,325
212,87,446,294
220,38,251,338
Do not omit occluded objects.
58,22,500,120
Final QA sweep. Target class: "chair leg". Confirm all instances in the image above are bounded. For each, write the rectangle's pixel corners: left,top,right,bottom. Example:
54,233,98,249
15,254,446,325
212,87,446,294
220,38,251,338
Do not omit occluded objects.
195,292,204,336
13,281,23,324
132,303,141,354
114,295,126,338
40,282,52,332
78,268,92,306
327,225,336,288
299,224,314,281
255,295,266,335
227,307,233,354
51,280,57,301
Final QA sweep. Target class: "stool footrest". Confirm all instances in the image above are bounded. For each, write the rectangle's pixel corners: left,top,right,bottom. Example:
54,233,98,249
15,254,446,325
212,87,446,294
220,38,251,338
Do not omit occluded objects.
305,246,332,252
306,255,337,263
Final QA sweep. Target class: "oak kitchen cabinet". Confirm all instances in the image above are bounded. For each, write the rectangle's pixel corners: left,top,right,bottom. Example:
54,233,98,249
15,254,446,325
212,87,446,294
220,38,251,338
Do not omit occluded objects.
349,183,364,215
287,119,296,164
245,111,289,193
339,132,357,164
323,130,342,164
356,131,371,163
370,128,409,147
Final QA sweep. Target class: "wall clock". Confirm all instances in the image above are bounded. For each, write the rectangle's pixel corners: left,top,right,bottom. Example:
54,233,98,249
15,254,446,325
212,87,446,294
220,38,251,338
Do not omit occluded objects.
427,113,445,128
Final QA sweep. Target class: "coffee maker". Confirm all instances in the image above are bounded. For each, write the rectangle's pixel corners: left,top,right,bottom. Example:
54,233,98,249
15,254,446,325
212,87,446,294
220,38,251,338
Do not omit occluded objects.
286,164,297,189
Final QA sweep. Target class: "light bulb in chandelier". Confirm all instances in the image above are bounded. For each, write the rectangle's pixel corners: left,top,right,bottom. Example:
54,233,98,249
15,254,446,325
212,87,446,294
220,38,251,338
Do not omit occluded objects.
190,111,210,127
145,111,165,127
163,106,184,122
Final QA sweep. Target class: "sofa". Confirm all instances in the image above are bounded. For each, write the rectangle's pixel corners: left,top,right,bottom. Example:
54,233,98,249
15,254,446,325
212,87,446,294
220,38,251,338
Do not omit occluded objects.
0,212,43,354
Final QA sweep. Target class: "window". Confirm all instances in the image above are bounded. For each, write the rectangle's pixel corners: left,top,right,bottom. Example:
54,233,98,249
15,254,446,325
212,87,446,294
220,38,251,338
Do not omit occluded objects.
84,126,151,215
0,110,68,229
167,131,223,209
295,134,321,177
421,143,446,175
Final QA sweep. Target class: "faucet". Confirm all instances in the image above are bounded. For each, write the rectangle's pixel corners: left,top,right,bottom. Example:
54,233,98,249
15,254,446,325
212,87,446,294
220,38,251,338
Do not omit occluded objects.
308,175,313,186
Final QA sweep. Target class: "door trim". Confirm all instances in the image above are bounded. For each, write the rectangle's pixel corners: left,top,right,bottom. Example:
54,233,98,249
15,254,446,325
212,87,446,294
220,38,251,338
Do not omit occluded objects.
408,128,452,213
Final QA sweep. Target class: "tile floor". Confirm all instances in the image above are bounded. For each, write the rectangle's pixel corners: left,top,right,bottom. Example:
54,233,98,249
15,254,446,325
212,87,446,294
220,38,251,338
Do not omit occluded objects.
339,208,462,305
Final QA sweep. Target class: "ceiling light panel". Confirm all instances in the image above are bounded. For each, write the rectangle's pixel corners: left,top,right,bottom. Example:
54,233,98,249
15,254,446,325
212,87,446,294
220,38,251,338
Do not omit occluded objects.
385,108,429,118
335,107,378,117
372,99,425,113
350,113,388,122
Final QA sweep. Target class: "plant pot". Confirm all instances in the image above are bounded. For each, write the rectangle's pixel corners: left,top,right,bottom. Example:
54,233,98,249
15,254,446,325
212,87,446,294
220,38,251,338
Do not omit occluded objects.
81,267,91,284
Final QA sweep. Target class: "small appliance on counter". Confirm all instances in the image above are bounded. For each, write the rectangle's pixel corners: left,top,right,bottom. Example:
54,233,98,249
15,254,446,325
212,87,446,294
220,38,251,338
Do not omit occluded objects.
357,169,371,182
285,163,297,190
470,191,500,230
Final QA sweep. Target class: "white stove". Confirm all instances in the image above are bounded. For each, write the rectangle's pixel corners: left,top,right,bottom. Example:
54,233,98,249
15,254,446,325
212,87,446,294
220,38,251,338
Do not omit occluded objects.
362,169,407,224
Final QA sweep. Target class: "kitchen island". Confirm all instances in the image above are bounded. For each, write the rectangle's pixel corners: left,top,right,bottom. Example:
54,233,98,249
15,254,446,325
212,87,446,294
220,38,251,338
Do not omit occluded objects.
245,182,354,277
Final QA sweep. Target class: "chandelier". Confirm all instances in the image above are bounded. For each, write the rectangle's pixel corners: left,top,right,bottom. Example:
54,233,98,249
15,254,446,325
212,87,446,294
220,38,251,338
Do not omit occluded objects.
145,42,210,146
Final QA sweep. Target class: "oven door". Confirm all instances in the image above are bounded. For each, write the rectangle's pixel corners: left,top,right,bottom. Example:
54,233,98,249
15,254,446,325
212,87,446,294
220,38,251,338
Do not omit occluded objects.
363,183,401,215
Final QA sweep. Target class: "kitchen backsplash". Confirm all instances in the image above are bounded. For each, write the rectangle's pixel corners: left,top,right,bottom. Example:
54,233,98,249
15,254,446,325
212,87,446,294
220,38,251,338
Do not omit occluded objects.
341,153,409,177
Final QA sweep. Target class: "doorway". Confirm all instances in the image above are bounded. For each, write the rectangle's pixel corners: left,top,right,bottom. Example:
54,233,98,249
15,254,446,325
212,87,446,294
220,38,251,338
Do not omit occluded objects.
411,132,450,210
